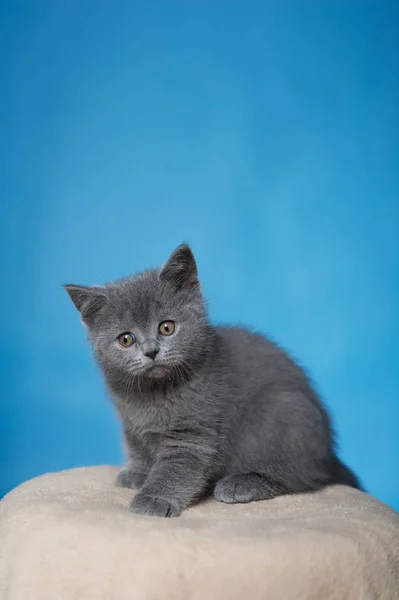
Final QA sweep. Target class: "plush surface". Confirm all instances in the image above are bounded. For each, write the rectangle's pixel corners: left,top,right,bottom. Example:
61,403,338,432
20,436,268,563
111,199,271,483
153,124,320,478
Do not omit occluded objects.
0,466,398,600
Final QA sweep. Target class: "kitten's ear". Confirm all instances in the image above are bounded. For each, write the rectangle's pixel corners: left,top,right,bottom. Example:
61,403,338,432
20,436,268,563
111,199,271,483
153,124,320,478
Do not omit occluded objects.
64,284,108,323
159,244,199,291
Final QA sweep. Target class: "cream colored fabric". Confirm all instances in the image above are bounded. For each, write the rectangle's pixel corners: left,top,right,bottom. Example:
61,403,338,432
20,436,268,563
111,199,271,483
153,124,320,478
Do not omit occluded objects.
0,466,398,600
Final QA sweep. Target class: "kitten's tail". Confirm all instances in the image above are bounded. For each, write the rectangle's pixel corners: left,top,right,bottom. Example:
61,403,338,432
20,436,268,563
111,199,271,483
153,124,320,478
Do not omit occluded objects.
331,457,364,491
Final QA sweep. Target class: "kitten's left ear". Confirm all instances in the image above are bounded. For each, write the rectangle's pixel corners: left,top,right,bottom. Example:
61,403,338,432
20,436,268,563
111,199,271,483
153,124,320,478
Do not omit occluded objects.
159,244,199,291
64,284,108,324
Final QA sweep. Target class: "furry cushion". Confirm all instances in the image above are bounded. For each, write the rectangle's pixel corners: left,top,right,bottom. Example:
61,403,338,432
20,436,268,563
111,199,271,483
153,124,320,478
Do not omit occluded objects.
0,466,398,600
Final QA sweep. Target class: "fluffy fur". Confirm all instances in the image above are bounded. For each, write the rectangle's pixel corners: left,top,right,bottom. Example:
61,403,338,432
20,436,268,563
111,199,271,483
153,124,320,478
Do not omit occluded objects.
65,244,361,517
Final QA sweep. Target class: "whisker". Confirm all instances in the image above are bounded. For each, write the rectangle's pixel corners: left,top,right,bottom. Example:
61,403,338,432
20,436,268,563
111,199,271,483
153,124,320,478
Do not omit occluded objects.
179,360,198,379
138,374,142,395
175,363,186,385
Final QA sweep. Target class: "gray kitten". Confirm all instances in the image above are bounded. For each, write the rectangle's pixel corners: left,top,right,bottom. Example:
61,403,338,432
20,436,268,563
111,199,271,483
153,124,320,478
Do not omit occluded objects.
65,244,361,517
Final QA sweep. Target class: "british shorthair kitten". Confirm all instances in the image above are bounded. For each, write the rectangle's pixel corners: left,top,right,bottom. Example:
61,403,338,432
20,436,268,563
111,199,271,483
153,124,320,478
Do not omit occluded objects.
65,244,361,517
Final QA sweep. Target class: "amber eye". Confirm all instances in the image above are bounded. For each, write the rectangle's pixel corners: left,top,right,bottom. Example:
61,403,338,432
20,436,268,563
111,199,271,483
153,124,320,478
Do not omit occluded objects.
117,332,136,348
159,321,175,336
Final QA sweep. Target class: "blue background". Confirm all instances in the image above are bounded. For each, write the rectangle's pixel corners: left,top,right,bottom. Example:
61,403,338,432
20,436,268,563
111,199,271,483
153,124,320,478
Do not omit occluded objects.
1,2,398,509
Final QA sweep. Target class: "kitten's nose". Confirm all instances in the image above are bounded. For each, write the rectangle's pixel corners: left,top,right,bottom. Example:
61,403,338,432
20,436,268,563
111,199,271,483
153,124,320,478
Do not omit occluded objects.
142,342,159,361
144,348,159,360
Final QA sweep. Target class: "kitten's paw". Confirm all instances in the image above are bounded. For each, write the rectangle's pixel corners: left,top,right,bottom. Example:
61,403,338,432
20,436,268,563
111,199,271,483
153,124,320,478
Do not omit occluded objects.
130,492,181,518
214,473,275,504
115,466,147,490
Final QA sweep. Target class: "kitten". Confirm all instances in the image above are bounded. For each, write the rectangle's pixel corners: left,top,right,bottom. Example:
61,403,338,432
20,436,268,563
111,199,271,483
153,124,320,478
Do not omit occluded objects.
65,244,361,517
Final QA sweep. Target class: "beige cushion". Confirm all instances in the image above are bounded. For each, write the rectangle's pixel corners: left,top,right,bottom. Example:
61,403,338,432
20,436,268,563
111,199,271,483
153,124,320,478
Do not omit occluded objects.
0,466,398,600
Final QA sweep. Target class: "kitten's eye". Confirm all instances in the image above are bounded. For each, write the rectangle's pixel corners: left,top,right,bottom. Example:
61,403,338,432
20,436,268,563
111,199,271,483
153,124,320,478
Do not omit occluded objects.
117,332,136,348
159,321,175,336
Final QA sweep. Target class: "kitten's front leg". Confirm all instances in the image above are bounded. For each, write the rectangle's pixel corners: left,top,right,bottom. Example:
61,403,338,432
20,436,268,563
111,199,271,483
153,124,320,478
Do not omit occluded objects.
130,448,209,518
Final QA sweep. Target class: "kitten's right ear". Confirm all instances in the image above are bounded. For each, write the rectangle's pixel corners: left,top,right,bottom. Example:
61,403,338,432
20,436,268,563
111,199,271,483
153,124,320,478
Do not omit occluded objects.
64,284,108,324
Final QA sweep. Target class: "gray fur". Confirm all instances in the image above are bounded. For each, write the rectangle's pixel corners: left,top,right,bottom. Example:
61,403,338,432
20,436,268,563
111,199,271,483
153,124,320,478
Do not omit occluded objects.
65,244,361,518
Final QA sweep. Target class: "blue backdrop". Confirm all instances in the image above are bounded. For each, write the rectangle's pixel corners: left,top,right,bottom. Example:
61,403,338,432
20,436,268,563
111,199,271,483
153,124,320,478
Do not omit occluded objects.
1,2,398,510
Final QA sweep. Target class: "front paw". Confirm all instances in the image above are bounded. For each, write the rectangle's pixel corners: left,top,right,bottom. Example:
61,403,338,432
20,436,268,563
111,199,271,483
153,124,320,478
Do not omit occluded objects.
115,466,147,490
130,492,181,518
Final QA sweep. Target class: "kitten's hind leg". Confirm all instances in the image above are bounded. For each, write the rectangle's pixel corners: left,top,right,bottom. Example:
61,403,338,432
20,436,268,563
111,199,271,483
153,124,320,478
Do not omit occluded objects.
213,473,289,504
115,463,147,490
117,429,150,490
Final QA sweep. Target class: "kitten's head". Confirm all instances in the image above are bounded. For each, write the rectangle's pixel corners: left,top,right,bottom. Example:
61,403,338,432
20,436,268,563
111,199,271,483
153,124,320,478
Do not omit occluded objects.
65,244,211,389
